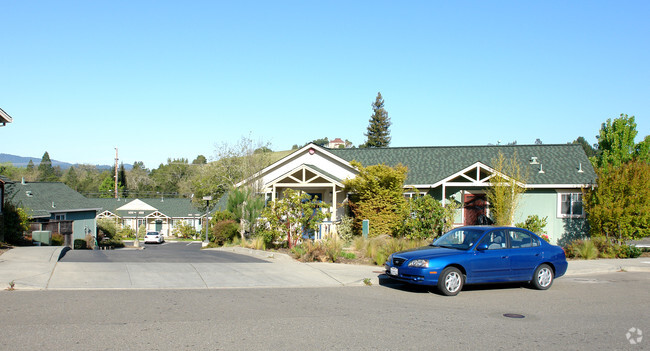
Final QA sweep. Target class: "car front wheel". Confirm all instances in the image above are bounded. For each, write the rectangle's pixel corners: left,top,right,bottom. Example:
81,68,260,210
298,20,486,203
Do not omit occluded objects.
438,267,464,296
531,264,554,290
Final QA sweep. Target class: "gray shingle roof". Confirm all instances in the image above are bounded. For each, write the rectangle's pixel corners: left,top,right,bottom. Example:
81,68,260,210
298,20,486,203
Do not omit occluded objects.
5,181,99,218
89,197,205,218
328,144,596,186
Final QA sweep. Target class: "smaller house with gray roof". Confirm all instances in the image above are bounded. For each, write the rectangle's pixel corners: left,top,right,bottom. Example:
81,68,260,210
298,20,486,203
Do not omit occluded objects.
239,143,596,244
90,197,210,237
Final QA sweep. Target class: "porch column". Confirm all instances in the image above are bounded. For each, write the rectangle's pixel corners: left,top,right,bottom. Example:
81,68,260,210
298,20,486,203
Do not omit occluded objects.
272,184,276,202
331,185,337,221
442,184,446,207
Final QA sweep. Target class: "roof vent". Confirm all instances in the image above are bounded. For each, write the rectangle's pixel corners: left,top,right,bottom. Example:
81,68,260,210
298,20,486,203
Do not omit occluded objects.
21,177,26,185
530,157,539,165
578,162,584,173
52,202,56,208
26,191,33,197
538,164,545,174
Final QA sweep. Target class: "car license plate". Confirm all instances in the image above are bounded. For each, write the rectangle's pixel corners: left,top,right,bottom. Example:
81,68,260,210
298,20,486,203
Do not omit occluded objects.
390,267,398,276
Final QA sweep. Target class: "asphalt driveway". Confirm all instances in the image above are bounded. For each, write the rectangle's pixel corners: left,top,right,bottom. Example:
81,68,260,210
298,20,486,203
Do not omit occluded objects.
59,242,268,263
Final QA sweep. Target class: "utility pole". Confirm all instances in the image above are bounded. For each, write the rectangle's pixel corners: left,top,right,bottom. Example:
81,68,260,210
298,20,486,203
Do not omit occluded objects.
114,148,119,199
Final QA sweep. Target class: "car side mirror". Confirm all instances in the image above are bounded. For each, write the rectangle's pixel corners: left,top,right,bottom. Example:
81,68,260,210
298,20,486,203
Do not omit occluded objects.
476,244,489,251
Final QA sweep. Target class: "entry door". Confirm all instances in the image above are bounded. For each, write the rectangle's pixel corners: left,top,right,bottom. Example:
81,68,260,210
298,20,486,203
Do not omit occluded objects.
464,194,487,225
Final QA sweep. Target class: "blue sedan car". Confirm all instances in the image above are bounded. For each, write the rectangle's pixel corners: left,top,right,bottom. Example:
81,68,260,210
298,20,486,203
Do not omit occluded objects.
385,226,568,296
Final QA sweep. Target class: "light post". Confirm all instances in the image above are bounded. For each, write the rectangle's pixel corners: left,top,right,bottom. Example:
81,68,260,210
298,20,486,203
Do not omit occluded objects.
129,210,145,247
202,196,212,247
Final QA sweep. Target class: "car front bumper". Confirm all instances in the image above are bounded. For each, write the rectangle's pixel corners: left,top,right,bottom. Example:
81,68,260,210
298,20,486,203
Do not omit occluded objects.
384,264,440,286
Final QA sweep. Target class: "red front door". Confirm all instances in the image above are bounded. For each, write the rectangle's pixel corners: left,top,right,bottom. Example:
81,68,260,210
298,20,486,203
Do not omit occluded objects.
464,194,487,225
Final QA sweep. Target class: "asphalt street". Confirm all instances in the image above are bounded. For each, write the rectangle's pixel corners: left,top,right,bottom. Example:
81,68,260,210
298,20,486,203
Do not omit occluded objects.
0,272,648,350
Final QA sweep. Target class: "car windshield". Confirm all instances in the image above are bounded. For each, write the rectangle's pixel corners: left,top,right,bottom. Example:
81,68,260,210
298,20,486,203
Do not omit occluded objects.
431,228,485,250
146,232,158,236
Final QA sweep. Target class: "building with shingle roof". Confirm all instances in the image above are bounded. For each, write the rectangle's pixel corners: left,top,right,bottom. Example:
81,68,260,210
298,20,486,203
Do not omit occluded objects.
4,179,99,241
239,143,596,243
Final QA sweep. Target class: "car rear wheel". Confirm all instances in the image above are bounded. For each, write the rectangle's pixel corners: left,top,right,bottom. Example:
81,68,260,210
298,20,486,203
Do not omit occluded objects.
438,267,464,296
531,264,554,290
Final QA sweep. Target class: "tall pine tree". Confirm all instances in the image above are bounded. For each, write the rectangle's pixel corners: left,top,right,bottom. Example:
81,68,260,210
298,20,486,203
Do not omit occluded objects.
118,163,128,197
37,152,59,181
362,92,391,148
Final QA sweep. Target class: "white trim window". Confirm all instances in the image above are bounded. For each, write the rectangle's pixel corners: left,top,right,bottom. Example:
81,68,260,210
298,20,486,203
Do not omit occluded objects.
54,214,66,220
558,193,584,218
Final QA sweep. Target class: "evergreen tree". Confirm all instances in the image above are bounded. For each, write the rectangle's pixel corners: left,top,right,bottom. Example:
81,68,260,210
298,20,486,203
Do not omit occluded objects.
362,92,391,148
63,166,79,190
37,152,58,181
572,136,597,158
118,163,128,197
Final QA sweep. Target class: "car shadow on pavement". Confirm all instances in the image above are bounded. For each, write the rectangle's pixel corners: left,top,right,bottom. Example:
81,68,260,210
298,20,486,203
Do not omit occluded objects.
378,274,532,295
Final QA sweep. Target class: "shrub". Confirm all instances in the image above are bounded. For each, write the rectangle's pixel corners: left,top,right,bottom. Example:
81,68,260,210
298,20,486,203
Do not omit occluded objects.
74,239,87,250
0,202,30,244
97,218,118,239
341,252,356,260
173,220,198,239
249,236,266,250
51,233,64,246
337,216,355,243
323,239,343,263
591,237,617,258
85,234,96,250
566,240,599,259
292,241,326,262
117,227,134,239
254,229,282,249
101,238,125,248
515,215,548,236
618,245,643,259
212,220,240,245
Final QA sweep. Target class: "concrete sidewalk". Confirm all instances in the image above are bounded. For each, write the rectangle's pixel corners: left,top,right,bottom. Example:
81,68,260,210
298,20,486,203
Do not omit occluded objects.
0,246,64,290
0,246,648,291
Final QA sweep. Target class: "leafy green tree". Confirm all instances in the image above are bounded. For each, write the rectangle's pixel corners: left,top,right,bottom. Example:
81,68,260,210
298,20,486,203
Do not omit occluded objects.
343,161,407,237
98,173,121,198
0,162,21,180
37,152,59,181
399,194,458,239
150,158,192,196
572,137,597,158
486,152,527,225
261,189,329,248
192,155,207,165
593,114,638,170
584,160,650,242
191,135,272,210
126,162,153,197
361,92,391,148
311,138,329,147
635,135,650,163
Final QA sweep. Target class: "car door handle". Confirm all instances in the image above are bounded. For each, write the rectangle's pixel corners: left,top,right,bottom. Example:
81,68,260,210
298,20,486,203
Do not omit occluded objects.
501,256,509,259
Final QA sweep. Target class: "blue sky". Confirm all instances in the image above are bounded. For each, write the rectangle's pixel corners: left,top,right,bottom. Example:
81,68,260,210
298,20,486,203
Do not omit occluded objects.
1,1,648,169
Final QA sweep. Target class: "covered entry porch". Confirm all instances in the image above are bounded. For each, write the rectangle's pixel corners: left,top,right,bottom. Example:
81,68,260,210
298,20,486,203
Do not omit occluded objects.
264,164,347,239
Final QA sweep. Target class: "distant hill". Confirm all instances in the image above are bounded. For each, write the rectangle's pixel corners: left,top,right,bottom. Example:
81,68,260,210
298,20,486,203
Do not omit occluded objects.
0,153,131,170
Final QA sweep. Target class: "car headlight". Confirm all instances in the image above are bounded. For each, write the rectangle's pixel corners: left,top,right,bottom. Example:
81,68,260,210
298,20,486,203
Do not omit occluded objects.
408,259,429,268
